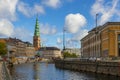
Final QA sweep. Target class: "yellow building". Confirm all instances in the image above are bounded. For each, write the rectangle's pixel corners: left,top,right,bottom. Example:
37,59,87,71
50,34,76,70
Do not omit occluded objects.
81,22,120,58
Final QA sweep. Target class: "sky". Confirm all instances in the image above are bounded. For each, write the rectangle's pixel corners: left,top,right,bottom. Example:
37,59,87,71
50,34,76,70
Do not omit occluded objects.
0,0,120,49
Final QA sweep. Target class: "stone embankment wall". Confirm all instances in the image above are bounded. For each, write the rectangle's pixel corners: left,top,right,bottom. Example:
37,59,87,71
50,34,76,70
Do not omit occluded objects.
0,61,11,80
55,60,120,76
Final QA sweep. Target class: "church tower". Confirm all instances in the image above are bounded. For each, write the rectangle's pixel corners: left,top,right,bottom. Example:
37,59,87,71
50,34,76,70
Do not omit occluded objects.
33,17,41,50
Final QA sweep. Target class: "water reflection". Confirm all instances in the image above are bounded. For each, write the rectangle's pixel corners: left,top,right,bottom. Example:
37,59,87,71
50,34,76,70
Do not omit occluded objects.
11,63,120,80
33,63,40,80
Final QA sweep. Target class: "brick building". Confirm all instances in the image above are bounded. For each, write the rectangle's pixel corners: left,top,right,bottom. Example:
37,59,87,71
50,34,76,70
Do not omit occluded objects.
81,22,120,58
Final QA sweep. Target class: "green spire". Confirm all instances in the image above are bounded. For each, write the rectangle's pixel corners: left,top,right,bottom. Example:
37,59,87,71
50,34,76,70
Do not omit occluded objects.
34,17,40,36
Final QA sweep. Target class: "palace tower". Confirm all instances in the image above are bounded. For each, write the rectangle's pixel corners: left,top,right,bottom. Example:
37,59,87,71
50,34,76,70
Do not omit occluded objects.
33,17,41,50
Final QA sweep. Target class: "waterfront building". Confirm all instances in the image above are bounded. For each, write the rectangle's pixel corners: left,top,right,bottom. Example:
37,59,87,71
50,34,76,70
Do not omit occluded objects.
81,22,120,58
7,38,26,57
0,38,35,58
64,48,81,57
38,47,62,59
0,38,16,57
33,17,41,50
25,42,35,58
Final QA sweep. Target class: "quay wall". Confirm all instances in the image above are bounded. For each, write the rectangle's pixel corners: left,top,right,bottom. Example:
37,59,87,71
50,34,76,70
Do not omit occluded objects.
55,60,120,76
0,61,11,80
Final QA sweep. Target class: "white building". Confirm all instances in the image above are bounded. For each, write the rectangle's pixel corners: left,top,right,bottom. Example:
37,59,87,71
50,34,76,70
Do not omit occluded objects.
38,47,62,59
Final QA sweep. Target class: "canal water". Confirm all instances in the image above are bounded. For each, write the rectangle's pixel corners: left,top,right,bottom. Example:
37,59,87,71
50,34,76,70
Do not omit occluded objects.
10,63,120,80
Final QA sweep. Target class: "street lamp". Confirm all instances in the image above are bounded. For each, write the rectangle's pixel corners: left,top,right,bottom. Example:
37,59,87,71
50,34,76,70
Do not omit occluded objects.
62,28,66,59
95,13,98,34
95,13,99,58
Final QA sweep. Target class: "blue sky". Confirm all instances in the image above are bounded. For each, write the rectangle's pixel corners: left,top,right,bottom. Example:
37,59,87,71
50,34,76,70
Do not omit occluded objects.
0,0,120,49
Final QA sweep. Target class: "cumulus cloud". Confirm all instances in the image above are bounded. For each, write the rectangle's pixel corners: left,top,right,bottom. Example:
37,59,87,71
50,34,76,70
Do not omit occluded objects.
0,19,14,37
17,1,45,17
42,0,61,8
91,0,120,25
40,23,57,35
0,0,18,21
64,13,86,33
12,27,32,42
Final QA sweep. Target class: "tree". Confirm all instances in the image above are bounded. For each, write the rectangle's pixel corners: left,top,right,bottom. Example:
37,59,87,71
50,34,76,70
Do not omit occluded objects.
0,42,7,56
71,53,78,58
63,51,78,58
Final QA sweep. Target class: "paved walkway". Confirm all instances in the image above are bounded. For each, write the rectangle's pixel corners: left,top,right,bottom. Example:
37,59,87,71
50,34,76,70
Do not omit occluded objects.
0,61,4,80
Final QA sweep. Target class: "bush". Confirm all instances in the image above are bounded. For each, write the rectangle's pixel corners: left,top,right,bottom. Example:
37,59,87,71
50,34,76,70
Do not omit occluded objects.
0,42,7,56
63,51,78,58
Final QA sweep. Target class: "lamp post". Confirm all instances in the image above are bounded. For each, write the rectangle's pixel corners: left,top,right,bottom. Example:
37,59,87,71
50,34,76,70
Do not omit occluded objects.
95,14,98,58
63,28,66,50
63,28,66,59
95,14,98,34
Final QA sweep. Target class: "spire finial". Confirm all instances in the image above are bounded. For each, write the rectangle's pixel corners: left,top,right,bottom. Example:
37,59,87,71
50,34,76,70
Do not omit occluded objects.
36,14,38,21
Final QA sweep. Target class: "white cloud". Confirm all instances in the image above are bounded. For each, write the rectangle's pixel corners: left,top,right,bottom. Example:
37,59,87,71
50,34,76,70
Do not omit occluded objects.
0,19,14,37
91,0,120,25
17,1,45,17
40,23,57,35
42,0,61,8
57,37,62,44
0,0,18,21
63,29,88,48
12,27,32,42
72,29,88,41
64,13,86,33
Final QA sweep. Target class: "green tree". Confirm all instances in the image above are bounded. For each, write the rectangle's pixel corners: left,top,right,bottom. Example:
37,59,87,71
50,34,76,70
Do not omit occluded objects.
71,53,78,58
0,42,7,56
63,51,78,58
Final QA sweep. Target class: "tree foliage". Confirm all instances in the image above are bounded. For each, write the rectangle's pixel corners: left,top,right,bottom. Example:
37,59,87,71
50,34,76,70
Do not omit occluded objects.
0,42,7,56
63,51,78,58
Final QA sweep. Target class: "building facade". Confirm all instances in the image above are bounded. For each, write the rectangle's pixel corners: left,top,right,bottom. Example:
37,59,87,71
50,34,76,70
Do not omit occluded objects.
0,38,35,58
81,22,120,58
38,47,62,59
33,17,41,50
25,42,35,58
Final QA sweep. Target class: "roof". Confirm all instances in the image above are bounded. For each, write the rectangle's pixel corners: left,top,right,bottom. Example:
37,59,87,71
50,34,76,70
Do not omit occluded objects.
81,22,120,41
24,42,33,47
39,47,60,51
0,39,6,43
34,17,40,36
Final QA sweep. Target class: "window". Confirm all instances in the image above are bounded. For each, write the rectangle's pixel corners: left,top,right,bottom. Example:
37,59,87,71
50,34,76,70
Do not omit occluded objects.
118,34,120,41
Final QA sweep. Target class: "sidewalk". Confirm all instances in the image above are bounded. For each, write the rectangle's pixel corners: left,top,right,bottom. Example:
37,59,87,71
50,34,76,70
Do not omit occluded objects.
0,61,4,80
0,61,12,80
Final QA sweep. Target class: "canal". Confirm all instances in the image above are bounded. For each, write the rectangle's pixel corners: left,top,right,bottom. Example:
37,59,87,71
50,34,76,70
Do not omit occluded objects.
10,63,120,80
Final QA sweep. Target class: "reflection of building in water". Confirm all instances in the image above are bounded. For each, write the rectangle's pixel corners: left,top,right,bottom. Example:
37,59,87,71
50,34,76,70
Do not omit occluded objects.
33,63,40,80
